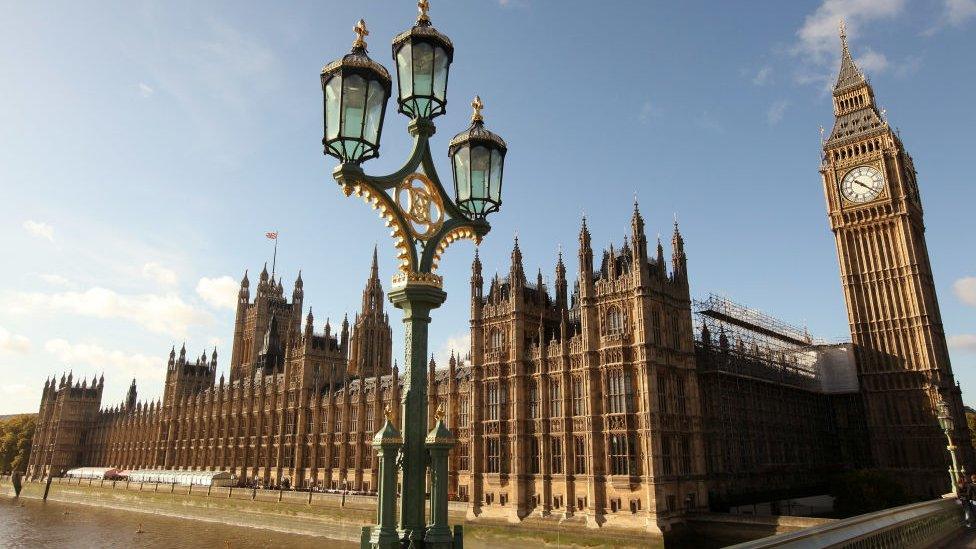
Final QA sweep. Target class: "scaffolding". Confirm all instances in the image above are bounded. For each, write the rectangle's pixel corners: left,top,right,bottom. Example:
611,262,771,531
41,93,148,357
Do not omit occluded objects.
694,294,845,507
694,293,821,389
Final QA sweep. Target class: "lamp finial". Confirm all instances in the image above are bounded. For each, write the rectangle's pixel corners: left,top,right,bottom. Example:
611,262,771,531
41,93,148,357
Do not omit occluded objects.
471,95,484,123
435,404,445,422
417,0,431,25
353,19,369,50
384,406,394,424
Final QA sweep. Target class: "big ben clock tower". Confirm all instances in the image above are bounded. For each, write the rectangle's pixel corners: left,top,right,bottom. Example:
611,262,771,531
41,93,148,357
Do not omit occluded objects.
821,23,972,496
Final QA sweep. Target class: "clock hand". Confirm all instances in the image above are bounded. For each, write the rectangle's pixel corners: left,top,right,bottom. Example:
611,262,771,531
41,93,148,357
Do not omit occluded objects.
853,179,873,191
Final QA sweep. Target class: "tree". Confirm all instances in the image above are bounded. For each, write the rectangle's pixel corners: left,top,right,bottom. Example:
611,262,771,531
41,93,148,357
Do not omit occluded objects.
830,469,910,517
0,415,36,474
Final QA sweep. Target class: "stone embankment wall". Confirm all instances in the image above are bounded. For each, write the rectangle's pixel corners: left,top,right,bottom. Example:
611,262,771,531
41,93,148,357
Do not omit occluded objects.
0,476,665,548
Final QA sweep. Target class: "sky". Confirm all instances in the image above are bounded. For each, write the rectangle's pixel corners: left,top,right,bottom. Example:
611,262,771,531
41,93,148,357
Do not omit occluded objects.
1,0,975,414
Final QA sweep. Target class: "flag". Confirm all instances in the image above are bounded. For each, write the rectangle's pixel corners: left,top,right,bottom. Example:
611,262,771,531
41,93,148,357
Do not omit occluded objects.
266,232,278,240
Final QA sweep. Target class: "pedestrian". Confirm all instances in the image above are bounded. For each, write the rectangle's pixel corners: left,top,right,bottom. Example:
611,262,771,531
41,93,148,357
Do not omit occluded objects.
959,474,974,528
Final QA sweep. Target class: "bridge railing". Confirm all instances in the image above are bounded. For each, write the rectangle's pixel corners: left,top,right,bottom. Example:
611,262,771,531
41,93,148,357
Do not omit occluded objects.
727,496,964,548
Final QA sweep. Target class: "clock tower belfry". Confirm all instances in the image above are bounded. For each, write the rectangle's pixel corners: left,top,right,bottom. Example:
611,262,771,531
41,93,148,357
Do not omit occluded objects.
820,23,972,496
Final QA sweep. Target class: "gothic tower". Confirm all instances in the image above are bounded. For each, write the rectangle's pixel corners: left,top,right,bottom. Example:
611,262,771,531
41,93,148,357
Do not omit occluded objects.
228,265,303,382
820,24,972,495
347,246,393,379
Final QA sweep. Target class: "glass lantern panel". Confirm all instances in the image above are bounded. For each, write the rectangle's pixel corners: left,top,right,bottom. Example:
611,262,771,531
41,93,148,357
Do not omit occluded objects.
363,79,385,144
453,146,471,204
412,42,434,97
432,47,449,101
489,149,503,203
325,76,341,140
340,75,367,139
395,42,413,102
470,146,490,203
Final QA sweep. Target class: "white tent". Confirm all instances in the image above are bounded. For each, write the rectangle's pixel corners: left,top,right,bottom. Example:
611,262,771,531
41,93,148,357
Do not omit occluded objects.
122,469,236,487
65,467,122,479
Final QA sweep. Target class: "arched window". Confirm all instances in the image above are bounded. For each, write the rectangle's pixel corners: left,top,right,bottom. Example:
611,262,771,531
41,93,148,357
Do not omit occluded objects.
606,306,623,335
528,380,539,418
488,328,504,351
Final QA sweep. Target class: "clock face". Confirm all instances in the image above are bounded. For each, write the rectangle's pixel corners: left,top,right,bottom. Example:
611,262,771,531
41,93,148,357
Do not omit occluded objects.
840,166,885,203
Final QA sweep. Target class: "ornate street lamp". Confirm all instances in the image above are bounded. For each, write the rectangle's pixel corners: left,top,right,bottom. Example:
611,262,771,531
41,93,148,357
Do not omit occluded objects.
392,0,453,120
937,397,961,495
321,3,507,548
321,19,392,164
449,96,507,218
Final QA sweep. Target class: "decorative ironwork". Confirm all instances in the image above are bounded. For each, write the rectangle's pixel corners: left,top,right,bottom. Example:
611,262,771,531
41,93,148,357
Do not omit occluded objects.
396,173,445,240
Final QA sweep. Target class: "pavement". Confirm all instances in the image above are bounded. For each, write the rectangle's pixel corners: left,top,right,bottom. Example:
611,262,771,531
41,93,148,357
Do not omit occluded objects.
944,527,976,548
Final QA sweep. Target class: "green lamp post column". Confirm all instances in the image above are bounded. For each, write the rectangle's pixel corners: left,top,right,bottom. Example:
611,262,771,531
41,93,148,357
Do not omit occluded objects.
321,4,508,547
369,408,403,549
937,397,961,495
425,407,456,548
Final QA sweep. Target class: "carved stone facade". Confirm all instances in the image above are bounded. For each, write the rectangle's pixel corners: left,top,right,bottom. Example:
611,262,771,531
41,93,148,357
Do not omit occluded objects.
25,30,972,535
28,256,395,492
819,30,972,496
457,207,707,533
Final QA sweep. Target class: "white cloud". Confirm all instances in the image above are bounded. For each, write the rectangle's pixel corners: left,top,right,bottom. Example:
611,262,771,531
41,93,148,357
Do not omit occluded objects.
795,0,905,62
196,276,239,310
753,65,772,86
949,334,976,353
1,384,29,397
856,49,889,74
955,277,976,307
39,274,73,288
142,262,178,286
766,100,790,125
946,0,976,25
0,326,31,354
23,220,55,242
434,332,471,371
138,82,154,97
4,287,210,338
45,339,165,383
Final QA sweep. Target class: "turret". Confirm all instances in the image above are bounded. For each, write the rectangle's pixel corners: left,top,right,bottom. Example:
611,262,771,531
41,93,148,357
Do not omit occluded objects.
293,270,304,301
631,200,647,262
554,248,567,310
305,308,315,337
671,220,687,281
239,270,250,303
211,348,218,370
126,378,137,410
471,249,484,318
656,236,666,279
340,314,350,352
509,236,525,287
259,262,269,293
578,217,594,296
179,343,186,364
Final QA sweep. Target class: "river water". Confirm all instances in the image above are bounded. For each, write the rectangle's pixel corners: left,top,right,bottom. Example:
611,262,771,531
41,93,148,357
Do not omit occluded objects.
0,495,356,548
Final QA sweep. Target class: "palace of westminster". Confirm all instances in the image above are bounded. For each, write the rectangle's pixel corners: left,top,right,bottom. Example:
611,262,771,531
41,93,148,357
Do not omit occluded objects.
26,31,973,534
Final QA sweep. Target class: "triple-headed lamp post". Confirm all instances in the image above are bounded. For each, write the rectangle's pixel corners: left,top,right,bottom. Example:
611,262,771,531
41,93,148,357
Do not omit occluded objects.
936,397,962,495
320,3,507,548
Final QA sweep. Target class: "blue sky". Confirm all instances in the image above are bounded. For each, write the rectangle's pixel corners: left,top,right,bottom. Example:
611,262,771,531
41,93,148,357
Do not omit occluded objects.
1,0,975,414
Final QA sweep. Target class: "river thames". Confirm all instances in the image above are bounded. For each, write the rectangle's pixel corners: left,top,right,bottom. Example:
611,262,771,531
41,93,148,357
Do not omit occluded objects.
0,494,357,548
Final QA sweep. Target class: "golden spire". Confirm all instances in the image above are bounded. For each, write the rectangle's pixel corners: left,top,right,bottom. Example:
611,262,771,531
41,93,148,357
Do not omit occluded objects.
434,404,445,422
353,19,369,50
471,95,484,123
838,19,849,51
384,406,394,424
417,0,431,25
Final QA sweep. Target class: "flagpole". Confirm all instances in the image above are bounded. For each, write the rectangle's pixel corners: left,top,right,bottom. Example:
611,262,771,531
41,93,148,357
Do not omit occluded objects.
271,231,278,280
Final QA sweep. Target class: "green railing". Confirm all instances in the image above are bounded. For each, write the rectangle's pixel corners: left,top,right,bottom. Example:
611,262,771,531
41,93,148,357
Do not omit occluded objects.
728,497,964,548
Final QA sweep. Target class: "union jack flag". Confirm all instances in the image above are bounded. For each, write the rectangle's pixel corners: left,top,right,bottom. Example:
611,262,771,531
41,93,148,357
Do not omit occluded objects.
266,232,278,240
